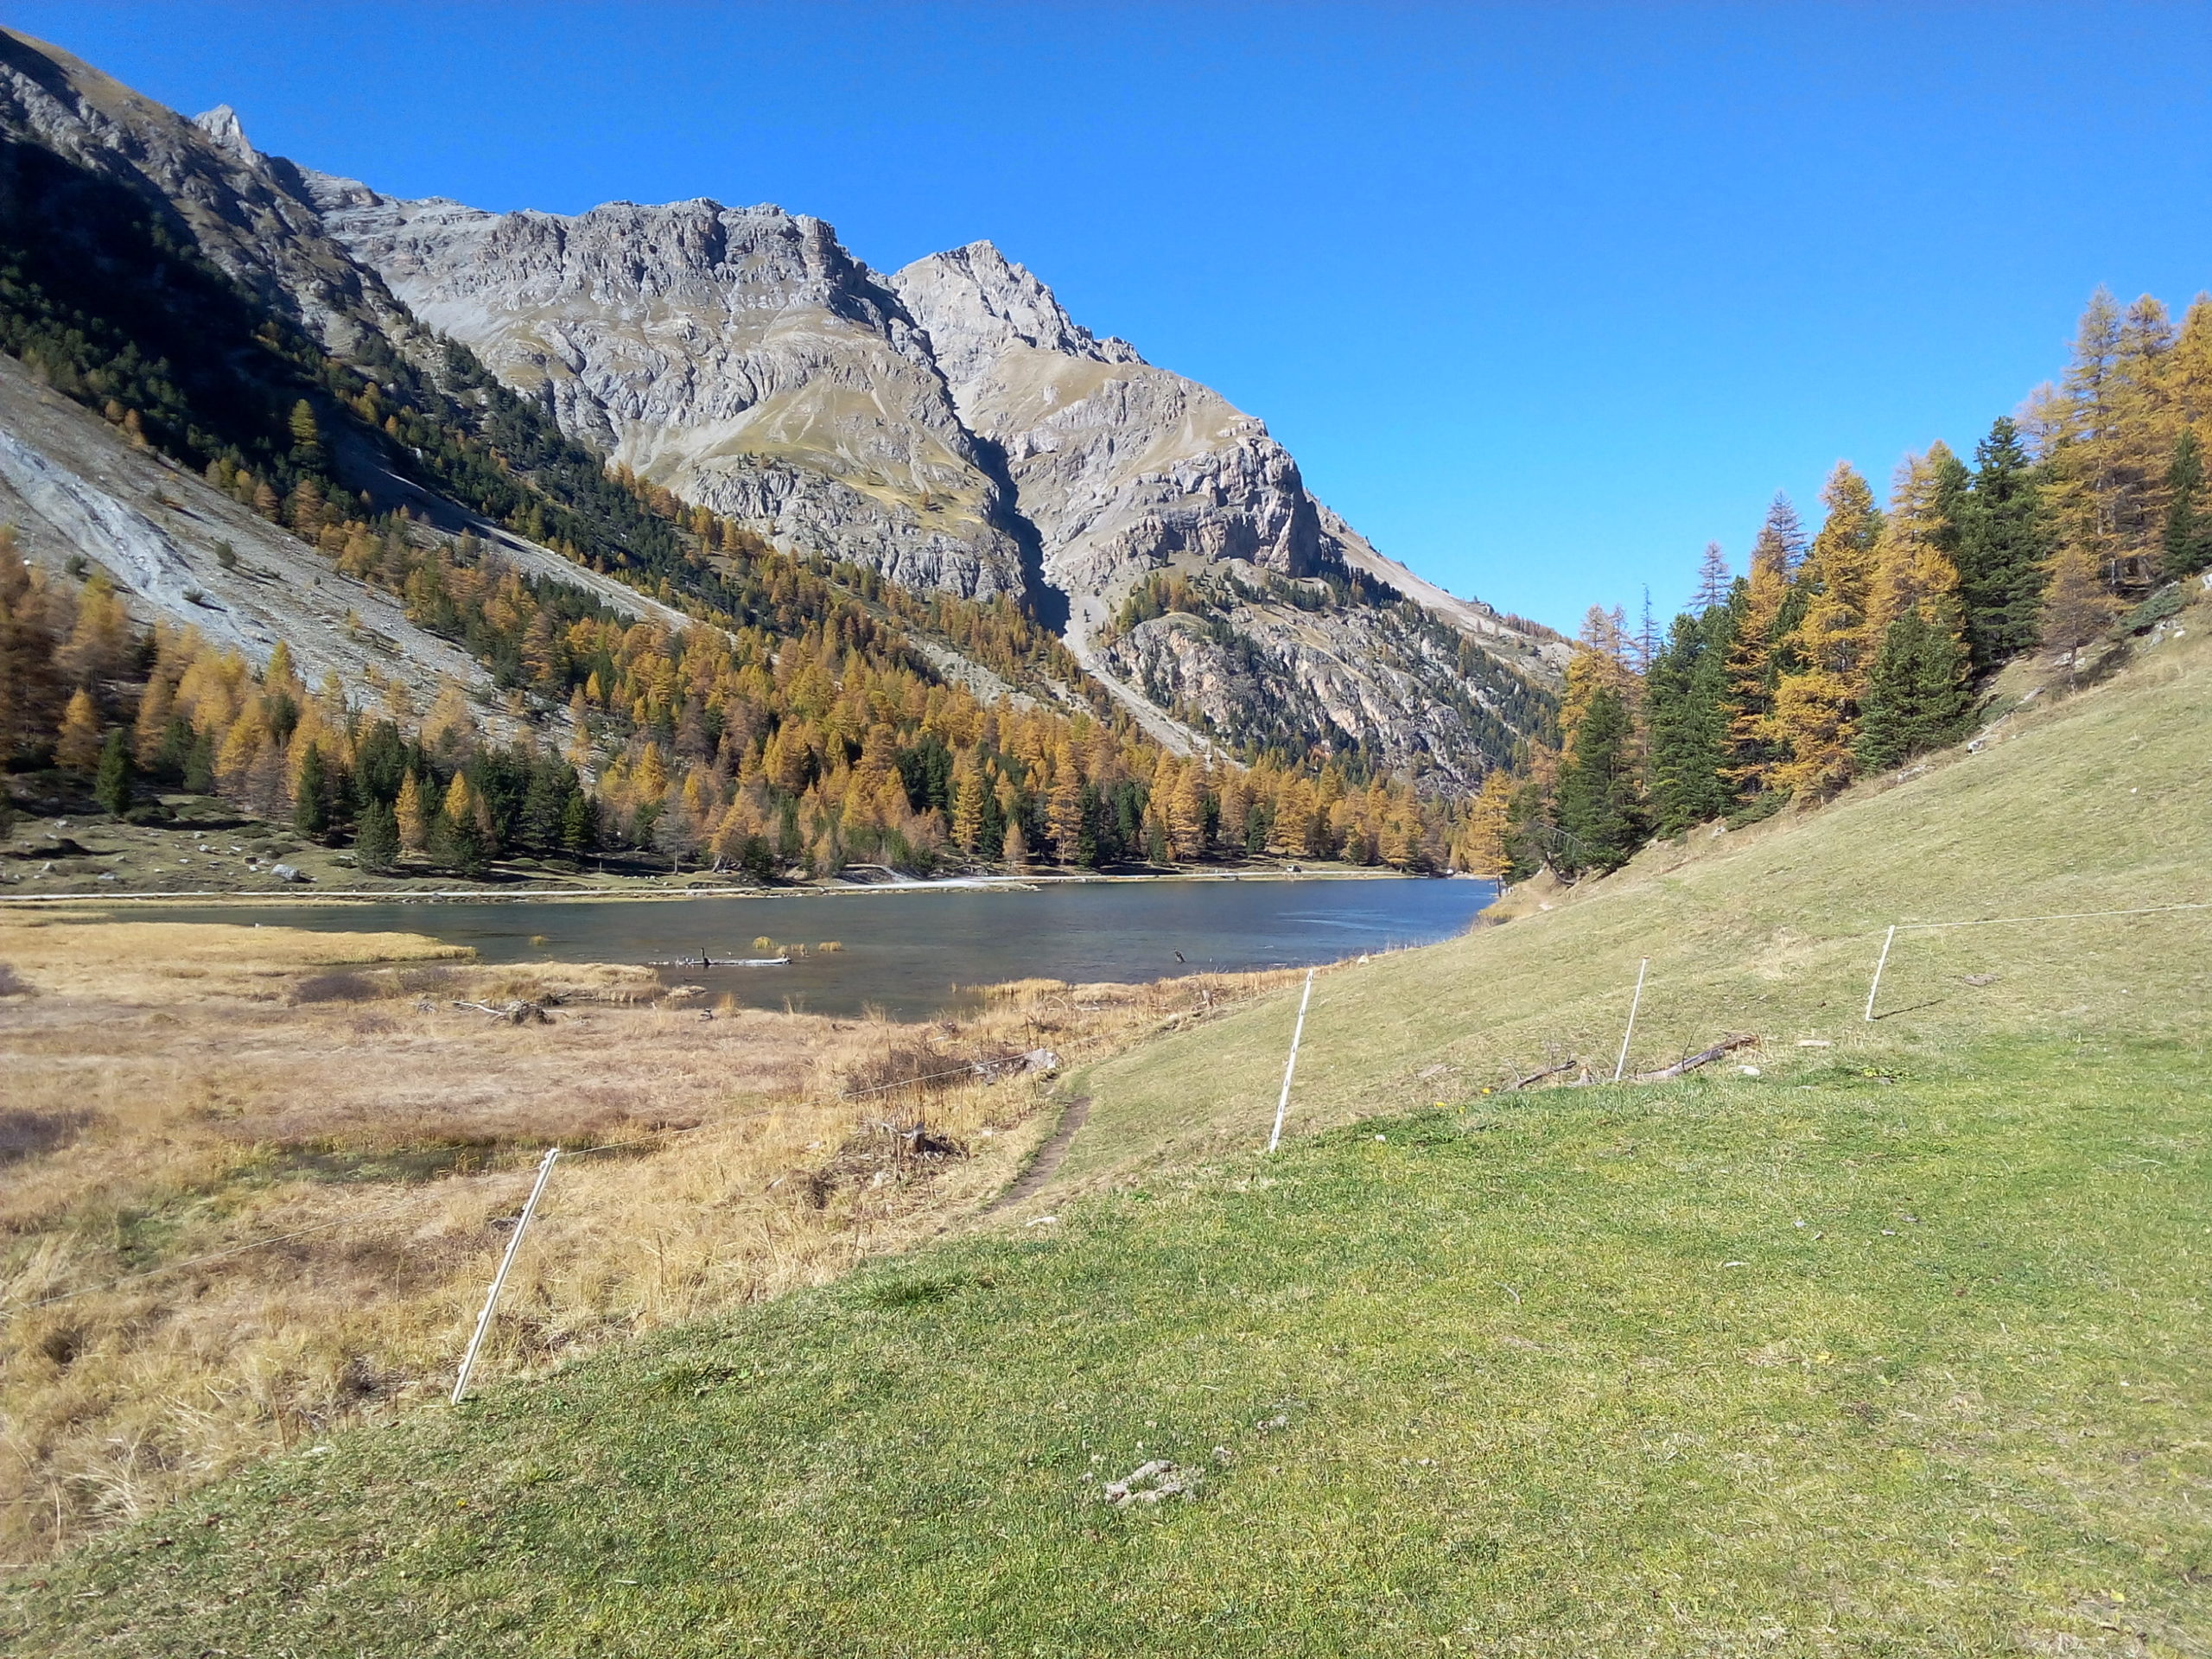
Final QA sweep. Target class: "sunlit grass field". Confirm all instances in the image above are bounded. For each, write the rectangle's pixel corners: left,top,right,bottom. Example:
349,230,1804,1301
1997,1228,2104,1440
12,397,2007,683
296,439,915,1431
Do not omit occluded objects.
8,1034,2206,1655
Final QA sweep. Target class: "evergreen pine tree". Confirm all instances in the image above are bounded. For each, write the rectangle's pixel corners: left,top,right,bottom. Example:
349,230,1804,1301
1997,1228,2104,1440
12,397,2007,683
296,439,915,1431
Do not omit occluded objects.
429,804,486,875
559,788,596,854
354,798,400,874
518,759,571,852
2161,429,2212,577
1955,417,2054,673
182,730,217,794
1554,684,1643,874
1645,600,1737,834
294,741,329,839
1929,442,1973,565
1855,609,1974,772
93,728,133,817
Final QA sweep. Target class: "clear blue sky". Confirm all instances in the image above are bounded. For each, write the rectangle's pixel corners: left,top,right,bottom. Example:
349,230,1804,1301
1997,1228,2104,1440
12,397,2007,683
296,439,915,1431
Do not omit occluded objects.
21,2,2212,630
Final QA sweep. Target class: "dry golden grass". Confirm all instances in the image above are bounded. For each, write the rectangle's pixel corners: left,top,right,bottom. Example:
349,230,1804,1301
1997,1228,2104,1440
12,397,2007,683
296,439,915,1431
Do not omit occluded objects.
0,911,1288,1564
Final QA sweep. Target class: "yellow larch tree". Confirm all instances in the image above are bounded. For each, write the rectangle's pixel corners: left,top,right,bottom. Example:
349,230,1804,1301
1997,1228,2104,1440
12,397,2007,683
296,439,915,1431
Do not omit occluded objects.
1771,461,1881,800
1722,496,1799,795
54,688,103,771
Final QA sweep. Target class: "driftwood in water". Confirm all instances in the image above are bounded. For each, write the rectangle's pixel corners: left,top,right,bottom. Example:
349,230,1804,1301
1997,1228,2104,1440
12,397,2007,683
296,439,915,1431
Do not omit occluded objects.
1635,1033,1758,1082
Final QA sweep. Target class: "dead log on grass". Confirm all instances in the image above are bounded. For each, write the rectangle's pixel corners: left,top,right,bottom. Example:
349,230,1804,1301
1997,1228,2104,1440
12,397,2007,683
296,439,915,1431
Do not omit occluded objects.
451,999,553,1026
1634,1033,1758,1083
1509,1058,1580,1090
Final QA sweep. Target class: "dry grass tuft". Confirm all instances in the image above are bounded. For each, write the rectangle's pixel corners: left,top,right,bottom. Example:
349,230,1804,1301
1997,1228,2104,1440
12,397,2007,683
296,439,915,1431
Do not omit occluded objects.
0,912,1289,1564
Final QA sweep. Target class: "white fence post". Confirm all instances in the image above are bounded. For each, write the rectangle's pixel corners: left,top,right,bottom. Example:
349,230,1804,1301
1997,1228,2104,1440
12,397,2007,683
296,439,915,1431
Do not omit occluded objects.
452,1147,560,1406
1612,957,1649,1083
1865,925,1897,1023
1267,969,1317,1154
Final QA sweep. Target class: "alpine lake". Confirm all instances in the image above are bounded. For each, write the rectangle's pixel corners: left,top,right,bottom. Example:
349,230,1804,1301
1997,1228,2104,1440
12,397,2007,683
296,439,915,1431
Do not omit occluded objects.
125,874,1499,1019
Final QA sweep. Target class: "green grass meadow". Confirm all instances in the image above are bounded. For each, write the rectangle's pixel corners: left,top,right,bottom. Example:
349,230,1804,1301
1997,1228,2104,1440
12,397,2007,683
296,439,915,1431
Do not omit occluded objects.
7,1038,2206,1655
4,623,2208,1655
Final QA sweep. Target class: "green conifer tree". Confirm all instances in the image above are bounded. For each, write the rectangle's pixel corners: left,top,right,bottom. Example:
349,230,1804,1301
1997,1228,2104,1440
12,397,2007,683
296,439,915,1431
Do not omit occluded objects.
1645,601,1737,835
429,805,487,876
1956,417,2054,673
1929,443,1973,564
2161,429,2212,578
1854,610,1974,772
354,798,400,874
1554,684,1643,874
294,742,330,839
182,731,217,795
93,728,133,817
559,788,596,855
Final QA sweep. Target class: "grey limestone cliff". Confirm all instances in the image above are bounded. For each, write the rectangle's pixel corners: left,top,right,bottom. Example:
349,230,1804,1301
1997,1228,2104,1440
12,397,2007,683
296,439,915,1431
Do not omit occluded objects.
305,179,1033,601
0,32,409,354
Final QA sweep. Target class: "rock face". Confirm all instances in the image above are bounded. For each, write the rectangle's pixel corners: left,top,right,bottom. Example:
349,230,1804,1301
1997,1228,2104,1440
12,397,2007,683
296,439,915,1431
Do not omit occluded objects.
894,241,1560,787
895,241,1325,599
304,179,1032,601
0,32,409,354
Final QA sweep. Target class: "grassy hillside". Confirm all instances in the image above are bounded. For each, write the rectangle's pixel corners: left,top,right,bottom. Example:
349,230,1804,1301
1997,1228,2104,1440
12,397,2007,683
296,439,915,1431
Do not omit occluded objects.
1056,592,2211,1187
4,603,2208,1655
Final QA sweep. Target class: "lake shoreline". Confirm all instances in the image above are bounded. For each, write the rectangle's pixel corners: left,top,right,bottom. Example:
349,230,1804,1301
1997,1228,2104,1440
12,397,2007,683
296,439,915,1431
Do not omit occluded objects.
0,867,1480,908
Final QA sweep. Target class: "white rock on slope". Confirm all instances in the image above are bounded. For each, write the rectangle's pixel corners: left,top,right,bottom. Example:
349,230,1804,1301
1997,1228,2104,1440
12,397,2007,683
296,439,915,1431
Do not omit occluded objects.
0,352,522,719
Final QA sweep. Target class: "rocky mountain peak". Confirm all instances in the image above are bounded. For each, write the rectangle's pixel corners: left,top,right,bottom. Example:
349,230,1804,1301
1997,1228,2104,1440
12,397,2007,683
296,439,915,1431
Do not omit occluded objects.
893,240,1141,403
190,103,258,163
304,175,1032,600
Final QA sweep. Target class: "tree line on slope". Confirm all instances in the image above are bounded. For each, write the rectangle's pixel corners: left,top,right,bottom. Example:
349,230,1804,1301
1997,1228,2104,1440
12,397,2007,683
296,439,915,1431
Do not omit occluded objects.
1457,284,2212,882
0,520,1471,879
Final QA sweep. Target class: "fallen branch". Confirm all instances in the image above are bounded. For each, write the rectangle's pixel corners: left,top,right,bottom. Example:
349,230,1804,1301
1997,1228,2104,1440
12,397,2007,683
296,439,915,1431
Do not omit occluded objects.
452,999,552,1026
1509,1058,1580,1090
1634,1033,1758,1083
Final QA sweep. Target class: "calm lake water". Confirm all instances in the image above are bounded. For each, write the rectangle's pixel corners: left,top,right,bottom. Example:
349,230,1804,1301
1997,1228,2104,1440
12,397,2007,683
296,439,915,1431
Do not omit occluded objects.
133,876,1496,1019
